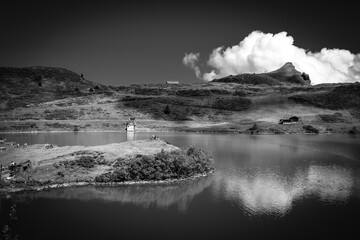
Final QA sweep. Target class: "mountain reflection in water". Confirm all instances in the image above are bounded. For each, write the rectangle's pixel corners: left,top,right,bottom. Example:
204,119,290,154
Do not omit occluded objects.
12,175,213,211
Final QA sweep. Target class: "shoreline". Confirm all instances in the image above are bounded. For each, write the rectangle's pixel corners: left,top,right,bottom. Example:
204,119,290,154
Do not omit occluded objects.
0,129,355,135
1,119,359,135
0,170,214,194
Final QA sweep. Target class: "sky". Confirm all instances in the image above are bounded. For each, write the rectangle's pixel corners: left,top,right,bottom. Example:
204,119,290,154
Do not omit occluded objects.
1,1,359,86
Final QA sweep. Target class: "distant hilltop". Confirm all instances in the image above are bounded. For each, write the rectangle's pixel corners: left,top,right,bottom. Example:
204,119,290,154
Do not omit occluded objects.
213,62,311,85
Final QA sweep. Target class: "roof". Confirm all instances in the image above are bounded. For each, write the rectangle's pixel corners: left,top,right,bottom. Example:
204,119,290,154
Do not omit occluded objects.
289,116,299,120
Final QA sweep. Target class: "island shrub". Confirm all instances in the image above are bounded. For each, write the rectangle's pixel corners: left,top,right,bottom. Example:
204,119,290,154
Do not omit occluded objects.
75,156,96,168
95,147,214,183
61,156,96,169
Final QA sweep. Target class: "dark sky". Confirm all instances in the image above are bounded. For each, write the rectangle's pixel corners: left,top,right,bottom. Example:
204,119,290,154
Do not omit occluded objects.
0,1,358,85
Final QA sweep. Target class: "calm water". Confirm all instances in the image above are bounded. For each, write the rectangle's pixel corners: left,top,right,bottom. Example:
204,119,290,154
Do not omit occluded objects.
1,132,360,240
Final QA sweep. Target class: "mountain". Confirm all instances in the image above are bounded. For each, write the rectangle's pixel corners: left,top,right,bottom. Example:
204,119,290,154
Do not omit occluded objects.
213,62,311,85
0,66,107,110
0,65,358,134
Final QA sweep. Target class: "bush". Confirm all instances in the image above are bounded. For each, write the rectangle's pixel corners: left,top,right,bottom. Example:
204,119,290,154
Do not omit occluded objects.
76,156,96,168
62,156,96,169
303,125,319,134
164,105,171,114
349,126,358,134
95,147,214,183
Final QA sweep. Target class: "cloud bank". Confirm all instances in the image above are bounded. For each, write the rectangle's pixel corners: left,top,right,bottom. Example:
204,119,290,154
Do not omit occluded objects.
183,31,360,84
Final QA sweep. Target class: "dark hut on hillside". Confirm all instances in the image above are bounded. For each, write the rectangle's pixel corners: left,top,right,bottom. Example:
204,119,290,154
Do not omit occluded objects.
279,116,299,125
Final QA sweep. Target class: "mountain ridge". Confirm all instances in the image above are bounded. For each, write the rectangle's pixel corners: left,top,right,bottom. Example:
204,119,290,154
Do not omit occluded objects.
213,62,311,85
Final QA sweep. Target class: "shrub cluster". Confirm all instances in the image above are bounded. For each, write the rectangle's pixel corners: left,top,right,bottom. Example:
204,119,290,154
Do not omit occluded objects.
303,125,319,134
58,156,96,169
95,147,213,183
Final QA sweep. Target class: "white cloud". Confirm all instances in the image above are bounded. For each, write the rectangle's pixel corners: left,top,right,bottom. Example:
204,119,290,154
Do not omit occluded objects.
182,52,201,78
183,31,360,84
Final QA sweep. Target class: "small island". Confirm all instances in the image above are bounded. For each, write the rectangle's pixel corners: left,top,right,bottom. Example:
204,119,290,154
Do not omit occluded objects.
0,139,214,192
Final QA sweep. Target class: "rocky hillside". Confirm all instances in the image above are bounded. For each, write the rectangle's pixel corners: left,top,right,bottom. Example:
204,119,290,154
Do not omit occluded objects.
0,66,108,110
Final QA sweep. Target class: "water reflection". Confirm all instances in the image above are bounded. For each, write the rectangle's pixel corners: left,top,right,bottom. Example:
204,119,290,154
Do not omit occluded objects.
1,132,360,219
214,165,354,216
126,131,135,141
10,175,213,211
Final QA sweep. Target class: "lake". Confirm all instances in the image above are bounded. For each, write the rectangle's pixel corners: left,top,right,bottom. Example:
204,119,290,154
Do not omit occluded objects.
1,132,360,240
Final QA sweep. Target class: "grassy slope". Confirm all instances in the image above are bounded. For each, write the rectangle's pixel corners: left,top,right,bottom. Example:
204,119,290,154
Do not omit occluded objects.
0,66,107,110
0,66,359,134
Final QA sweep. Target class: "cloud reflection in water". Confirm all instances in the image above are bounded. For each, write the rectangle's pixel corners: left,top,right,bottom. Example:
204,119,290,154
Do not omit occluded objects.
214,165,354,216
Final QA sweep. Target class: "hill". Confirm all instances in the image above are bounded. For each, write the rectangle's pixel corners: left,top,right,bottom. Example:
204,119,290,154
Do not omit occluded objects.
213,62,311,85
0,64,359,134
0,66,108,110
